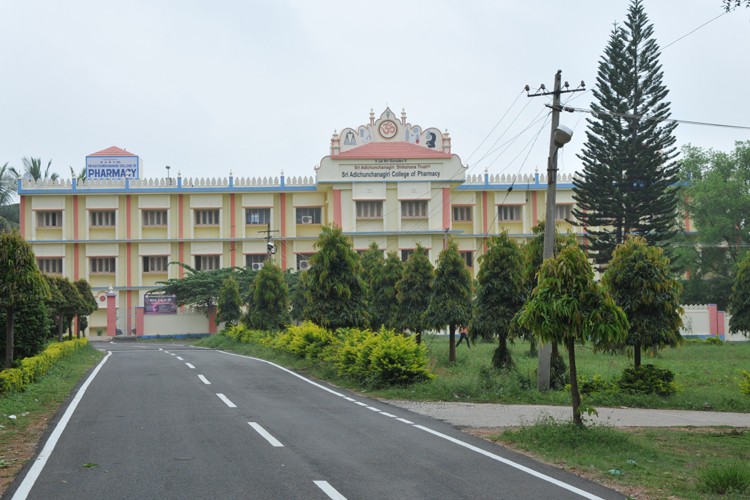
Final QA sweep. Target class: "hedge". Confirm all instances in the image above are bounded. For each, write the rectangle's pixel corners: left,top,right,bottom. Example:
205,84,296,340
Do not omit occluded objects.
223,322,433,387
0,339,89,396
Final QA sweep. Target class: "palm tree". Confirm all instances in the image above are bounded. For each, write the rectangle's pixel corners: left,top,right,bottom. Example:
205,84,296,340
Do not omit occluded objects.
0,163,18,232
10,157,59,182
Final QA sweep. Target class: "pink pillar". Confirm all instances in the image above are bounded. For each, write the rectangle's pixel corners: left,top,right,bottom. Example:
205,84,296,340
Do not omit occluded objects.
332,189,342,228
135,307,145,336
208,304,217,334
718,311,726,338
707,304,719,337
106,288,117,337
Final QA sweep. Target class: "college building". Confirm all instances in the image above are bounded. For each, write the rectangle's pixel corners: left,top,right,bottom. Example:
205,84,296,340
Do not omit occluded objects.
19,108,585,338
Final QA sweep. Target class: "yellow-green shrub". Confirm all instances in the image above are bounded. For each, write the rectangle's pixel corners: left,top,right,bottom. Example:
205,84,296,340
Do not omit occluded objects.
740,370,750,396
0,338,88,396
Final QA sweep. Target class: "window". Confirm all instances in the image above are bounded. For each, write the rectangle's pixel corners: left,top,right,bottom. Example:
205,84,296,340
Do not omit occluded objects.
401,200,428,218
143,210,168,226
246,208,271,225
356,201,383,219
90,257,116,273
90,210,116,227
460,251,474,268
499,205,522,221
143,256,169,273
37,258,63,275
37,211,62,227
195,209,220,226
296,207,322,224
246,254,266,269
195,255,221,271
401,249,414,262
452,206,472,222
296,253,314,271
556,204,572,221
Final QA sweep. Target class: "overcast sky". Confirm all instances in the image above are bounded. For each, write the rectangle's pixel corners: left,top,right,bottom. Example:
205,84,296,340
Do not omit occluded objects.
1,0,748,182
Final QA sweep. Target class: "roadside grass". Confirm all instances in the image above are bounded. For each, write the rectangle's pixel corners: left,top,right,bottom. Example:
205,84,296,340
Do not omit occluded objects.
0,344,104,496
490,421,750,499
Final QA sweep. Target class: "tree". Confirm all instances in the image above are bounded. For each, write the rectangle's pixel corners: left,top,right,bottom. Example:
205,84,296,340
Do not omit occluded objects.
156,264,255,316
0,294,50,361
573,0,680,267
728,251,750,336
10,157,59,182
245,261,289,331
285,269,306,323
216,275,242,327
303,225,368,330
425,239,472,363
0,232,49,367
0,163,18,233
46,276,81,341
514,244,628,426
602,236,683,367
73,279,98,337
676,142,750,307
395,244,433,344
369,251,403,330
724,0,750,9
472,232,524,370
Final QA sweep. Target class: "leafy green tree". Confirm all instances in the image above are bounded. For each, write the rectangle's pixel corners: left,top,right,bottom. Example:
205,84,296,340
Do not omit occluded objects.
573,0,679,266
728,251,750,336
369,251,403,330
425,239,472,363
602,236,683,367
360,241,384,303
0,295,50,361
0,232,49,367
472,232,524,370
676,142,750,307
46,276,81,341
514,244,629,426
285,269,306,323
10,157,59,182
303,225,368,330
73,279,98,337
245,261,289,331
216,275,242,327
395,244,433,344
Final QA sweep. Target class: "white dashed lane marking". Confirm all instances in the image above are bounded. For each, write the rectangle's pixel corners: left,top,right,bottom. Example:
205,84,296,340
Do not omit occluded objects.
216,393,237,408
198,375,211,385
248,422,284,447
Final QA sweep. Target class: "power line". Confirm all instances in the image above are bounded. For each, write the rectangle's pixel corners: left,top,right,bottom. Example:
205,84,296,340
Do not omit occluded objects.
568,107,750,130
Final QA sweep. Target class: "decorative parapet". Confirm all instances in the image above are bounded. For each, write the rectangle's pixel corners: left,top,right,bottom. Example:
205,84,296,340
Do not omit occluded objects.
462,172,574,185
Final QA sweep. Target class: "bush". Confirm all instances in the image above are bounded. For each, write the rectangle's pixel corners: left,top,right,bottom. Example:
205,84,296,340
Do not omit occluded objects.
618,364,677,396
0,338,87,396
704,336,723,345
699,461,750,495
578,373,620,396
740,370,750,396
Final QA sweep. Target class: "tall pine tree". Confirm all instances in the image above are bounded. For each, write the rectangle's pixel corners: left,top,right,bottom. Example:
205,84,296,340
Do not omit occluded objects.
573,0,679,266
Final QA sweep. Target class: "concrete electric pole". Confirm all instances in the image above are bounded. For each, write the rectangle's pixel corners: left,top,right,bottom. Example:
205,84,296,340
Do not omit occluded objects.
526,70,585,391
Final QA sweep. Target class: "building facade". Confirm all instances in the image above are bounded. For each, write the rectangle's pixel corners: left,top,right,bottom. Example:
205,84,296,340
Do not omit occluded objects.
18,108,582,337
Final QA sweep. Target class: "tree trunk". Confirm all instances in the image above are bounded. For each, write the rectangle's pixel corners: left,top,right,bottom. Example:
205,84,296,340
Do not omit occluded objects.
57,318,64,342
528,339,538,357
449,324,456,363
567,337,583,426
4,308,14,369
493,333,514,370
634,342,642,368
415,331,422,345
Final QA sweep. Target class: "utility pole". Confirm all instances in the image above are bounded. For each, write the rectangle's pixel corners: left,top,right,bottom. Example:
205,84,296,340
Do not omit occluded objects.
258,223,279,262
526,70,585,391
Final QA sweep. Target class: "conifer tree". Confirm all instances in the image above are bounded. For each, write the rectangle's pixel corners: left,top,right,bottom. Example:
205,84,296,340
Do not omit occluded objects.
471,232,524,370
425,239,472,363
217,275,242,327
360,241,385,316
573,0,679,266
395,244,433,344
245,262,289,331
303,225,368,330
369,251,403,330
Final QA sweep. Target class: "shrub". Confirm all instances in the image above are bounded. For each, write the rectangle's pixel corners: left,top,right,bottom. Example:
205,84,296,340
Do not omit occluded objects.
578,373,620,396
740,370,750,396
618,364,677,396
704,336,723,345
0,338,88,396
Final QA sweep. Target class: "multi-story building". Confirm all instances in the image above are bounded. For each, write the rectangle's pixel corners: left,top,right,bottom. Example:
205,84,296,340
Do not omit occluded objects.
18,108,581,337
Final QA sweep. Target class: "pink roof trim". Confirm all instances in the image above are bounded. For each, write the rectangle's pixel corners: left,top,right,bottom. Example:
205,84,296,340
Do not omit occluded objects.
333,141,451,159
88,146,136,157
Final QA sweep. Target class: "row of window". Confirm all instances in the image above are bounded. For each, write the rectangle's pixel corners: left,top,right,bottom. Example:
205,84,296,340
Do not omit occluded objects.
36,204,575,228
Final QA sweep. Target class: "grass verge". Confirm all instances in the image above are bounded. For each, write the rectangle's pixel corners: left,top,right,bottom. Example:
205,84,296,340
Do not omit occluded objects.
0,344,104,496
486,421,750,499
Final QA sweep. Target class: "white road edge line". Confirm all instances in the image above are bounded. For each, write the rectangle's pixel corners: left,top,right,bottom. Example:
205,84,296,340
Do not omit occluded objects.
313,480,347,500
11,351,113,500
216,350,602,499
366,406,381,412
248,422,284,447
198,374,211,385
354,401,368,407
185,363,196,369
216,393,237,408
380,412,397,418
413,424,604,500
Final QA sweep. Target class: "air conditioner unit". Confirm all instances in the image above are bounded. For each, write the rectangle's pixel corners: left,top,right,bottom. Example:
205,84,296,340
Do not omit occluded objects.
301,215,313,224
298,260,310,271
251,262,264,271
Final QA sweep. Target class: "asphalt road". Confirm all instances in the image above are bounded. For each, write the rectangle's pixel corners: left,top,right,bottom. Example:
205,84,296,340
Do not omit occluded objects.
7,342,624,499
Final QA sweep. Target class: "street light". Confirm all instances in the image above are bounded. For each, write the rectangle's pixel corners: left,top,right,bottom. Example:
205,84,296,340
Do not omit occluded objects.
165,165,171,184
